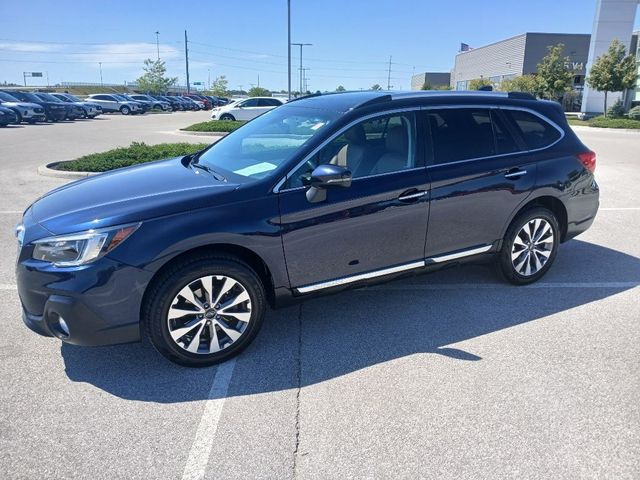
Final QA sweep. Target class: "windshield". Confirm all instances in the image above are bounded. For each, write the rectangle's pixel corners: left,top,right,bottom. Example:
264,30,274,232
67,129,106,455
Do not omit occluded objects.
113,95,127,101
0,92,19,102
36,93,62,102
66,94,81,102
16,92,42,102
197,105,340,182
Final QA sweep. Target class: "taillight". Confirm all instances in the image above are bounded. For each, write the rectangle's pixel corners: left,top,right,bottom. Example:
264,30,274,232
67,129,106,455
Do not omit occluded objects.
577,151,596,173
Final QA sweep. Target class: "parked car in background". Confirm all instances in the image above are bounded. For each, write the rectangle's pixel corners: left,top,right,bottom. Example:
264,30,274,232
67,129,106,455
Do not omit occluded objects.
50,93,103,118
10,91,68,122
210,96,283,121
181,96,205,110
14,91,599,367
186,94,212,109
129,94,172,111
0,91,46,123
113,94,149,113
34,93,83,120
153,95,183,111
0,105,18,126
86,94,143,115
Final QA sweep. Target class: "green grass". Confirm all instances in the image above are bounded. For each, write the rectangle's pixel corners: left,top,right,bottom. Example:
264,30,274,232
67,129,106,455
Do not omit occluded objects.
566,115,640,129
55,142,209,172
181,120,246,133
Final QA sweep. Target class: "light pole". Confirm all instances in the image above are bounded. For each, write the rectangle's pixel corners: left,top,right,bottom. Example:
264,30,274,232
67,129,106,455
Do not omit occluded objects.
291,42,311,96
99,62,103,87
287,0,291,100
155,31,160,61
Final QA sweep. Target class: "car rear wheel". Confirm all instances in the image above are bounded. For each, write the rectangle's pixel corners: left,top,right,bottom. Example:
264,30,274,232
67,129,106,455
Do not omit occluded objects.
120,106,130,115
144,254,266,367
498,207,559,285
220,114,235,121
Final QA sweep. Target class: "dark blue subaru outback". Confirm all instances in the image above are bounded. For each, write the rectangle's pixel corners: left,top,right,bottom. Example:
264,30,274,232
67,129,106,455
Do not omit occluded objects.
16,91,599,367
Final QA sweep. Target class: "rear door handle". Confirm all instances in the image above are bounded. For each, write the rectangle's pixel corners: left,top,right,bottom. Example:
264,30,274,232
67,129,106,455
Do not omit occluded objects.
504,168,527,179
398,189,427,202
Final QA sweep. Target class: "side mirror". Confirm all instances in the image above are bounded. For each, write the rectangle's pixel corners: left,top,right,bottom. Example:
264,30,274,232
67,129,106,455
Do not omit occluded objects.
306,164,352,203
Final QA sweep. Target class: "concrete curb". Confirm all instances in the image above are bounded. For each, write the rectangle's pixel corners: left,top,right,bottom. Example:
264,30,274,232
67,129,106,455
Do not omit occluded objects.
38,162,100,179
570,125,640,133
177,130,229,137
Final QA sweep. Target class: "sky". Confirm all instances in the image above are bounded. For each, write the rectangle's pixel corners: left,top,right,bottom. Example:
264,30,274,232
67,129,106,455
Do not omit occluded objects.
0,0,638,92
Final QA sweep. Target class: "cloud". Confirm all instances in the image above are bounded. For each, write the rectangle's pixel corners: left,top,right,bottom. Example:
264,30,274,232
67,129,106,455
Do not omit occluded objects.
0,41,64,52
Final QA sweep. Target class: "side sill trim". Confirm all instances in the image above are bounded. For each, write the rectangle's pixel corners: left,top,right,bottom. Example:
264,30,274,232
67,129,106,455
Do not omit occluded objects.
295,260,426,294
428,245,492,263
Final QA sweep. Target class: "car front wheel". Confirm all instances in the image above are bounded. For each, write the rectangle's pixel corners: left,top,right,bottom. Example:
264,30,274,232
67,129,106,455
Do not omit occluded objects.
219,114,235,121
498,207,560,285
120,106,130,115
144,255,266,367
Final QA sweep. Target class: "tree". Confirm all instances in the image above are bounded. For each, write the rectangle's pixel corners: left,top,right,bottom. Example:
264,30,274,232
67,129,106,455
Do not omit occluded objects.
136,59,177,94
247,86,271,97
498,75,539,95
535,43,573,101
586,39,638,116
421,81,432,90
336,85,346,92
468,77,492,90
370,84,382,91
210,75,228,97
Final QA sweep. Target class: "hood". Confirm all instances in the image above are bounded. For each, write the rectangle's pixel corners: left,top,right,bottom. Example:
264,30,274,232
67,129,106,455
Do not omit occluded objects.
31,157,238,235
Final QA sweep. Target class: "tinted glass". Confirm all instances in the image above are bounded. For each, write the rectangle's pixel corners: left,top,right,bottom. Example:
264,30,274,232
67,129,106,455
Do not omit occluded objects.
197,105,339,182
505,110,561,150
427,108,495,164
491,110,520,154
286,112,417,188
0,92,19,102
241,98,259,107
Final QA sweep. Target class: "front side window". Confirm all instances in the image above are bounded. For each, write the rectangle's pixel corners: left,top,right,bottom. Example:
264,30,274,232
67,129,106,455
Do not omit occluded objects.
196,105,339,182
504,110,561,150
240,98,259,107
285,112,417,189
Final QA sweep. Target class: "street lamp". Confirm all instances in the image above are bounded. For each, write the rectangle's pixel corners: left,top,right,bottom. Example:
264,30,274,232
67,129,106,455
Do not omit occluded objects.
287,0,291,100
99,62,103,86
155,31,160,60
291,42,312,96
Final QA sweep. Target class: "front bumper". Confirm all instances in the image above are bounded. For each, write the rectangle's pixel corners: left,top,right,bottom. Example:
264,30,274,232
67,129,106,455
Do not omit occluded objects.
17,254,154,346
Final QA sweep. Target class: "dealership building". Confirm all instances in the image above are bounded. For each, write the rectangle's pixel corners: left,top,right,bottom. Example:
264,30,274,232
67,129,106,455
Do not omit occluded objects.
411,0,640,113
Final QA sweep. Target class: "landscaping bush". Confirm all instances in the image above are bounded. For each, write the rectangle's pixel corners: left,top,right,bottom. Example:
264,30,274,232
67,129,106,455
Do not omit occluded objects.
181,120,246,133
606,99,625,118
55,142,209,172
628,106,640,120
589,116,640,129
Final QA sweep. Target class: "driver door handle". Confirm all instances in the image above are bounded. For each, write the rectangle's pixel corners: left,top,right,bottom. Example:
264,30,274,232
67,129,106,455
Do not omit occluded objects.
398,189,427,202
504,168,527,179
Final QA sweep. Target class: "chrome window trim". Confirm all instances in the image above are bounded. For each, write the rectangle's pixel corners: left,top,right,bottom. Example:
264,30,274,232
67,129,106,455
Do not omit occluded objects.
294,244,494,293
273,107,423,193
423,104,565,168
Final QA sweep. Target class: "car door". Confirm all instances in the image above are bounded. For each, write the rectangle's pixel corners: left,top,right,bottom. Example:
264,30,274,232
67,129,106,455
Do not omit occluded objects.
278,110,430,291
423,106,537,259
234,98,260,121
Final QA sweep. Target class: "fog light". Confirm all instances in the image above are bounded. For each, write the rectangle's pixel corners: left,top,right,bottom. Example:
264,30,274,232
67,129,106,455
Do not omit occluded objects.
58,317,70,336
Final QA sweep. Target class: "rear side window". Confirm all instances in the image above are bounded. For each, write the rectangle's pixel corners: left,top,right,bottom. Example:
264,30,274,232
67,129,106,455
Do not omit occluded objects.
241,98,259,107
426,108,495,164
504,110,561,150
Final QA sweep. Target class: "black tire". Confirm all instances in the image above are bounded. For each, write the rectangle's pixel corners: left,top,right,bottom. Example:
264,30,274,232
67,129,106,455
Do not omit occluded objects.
15,112,23,124
28,119,36,124
120,106,131,115
143,254,267,367
498,207,560,285
219,114,235,121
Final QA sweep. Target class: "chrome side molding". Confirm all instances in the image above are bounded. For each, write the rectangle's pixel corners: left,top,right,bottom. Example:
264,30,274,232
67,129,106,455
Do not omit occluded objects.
295,244,493,294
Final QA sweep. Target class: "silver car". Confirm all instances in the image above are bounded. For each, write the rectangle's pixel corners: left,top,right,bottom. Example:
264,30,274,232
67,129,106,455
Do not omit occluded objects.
0,91,47,123
51,93,103,118
85,94,142,115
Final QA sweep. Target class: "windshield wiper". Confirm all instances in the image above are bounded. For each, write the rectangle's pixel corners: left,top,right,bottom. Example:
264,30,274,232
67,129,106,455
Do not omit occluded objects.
189,160,227,182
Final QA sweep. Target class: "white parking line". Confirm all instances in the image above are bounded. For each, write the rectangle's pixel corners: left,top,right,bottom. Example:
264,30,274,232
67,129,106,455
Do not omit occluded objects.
181,358,237,480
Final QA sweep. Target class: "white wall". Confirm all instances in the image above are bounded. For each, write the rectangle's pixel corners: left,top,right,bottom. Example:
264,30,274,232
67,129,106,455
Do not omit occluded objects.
581,0,639,113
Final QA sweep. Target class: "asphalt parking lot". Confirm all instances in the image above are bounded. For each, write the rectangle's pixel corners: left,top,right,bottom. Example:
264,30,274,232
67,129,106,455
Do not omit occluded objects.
0,113,638,479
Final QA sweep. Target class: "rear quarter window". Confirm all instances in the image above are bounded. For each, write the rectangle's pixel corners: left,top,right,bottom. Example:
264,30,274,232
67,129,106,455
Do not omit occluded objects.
504,110,561,150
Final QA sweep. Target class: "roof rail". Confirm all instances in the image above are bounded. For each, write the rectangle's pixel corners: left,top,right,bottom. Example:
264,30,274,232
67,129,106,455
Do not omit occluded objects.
286,92,323,103
354,94,393,110
507,92,536,100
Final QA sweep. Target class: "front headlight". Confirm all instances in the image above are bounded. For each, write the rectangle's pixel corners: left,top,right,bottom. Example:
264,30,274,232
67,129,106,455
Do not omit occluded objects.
32,223,140,267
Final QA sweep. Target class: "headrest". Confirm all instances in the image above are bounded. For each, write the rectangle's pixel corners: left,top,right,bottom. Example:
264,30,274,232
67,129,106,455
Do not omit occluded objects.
385,126,408,154
345,124,366,144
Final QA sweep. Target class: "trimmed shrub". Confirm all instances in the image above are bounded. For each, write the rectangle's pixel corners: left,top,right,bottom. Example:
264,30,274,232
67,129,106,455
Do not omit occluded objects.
628,106,640,120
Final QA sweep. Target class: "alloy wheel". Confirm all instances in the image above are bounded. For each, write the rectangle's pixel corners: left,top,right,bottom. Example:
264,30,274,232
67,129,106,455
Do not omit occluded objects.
167,275,252,354
511,218,554,276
